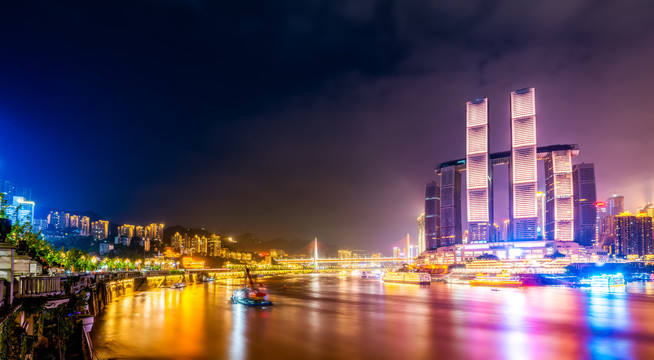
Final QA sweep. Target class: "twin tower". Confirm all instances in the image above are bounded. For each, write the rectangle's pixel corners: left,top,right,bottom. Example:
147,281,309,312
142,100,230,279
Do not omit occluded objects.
429,88,576,249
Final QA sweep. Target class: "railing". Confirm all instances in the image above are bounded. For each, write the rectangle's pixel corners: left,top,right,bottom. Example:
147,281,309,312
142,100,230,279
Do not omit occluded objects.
16,276,64,298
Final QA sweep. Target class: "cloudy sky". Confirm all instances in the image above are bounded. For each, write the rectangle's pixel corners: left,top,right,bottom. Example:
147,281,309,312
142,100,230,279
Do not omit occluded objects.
1,1,653,251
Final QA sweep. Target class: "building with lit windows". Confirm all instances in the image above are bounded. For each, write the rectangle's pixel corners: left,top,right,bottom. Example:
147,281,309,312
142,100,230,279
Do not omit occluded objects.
510,88,538,241
91,220,109,240
544,149,574,241
70,215,80,228
466,98,492,243
135,226,145,238
607,195,624,216
119,224,135,238
573,163,597,246
438,165,462,247
536,192,545,239
417,213,426,254
80,216,90,236
424,181,440,250
47,211,65,229
612,212,653,257
3,196,35,226
208,235,221,256
428,88,592,249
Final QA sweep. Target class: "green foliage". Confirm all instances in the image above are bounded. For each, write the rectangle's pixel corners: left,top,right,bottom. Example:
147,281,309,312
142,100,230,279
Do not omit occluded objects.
0,195,100,272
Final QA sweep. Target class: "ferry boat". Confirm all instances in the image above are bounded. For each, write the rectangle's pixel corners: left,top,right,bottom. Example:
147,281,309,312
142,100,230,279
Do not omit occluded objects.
171,282,186,289
590,274,625,288
469,272,522,288
231,268,273,306
382,271,431,285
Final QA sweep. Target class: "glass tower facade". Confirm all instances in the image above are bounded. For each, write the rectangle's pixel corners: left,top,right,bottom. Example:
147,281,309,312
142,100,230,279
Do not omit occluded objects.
544,150,574,241
573,163,597,246
439,166,462,246
424,181,440,250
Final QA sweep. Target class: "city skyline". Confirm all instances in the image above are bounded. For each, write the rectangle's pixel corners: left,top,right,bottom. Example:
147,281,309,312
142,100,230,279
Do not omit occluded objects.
2,2,654,250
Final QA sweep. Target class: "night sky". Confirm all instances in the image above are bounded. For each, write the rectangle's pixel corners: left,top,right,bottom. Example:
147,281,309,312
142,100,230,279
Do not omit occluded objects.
2,1,654,251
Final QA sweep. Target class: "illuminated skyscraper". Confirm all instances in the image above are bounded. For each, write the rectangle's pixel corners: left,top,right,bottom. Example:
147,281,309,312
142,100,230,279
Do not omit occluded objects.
510,88,538,240
417,213,426,254
439,165,462,246
607,195,624,216
4,196,35,226
573,163,597,246
536,192,545,239
424,181,440,250
613,213,653,256
466,98,492,242
544,150,574,241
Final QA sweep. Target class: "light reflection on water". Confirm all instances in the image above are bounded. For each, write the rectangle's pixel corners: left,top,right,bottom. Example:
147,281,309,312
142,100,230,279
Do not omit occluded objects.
92,276,654,359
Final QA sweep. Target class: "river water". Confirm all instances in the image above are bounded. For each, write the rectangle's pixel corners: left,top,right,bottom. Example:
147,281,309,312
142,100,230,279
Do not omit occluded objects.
91,274,654,359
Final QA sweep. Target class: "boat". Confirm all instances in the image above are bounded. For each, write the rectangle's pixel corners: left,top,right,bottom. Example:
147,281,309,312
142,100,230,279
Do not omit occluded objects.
231,268,273,306
590,274,625,288
171,282,186,289
361,270,382,279
382,270,431,285
469,272,522,287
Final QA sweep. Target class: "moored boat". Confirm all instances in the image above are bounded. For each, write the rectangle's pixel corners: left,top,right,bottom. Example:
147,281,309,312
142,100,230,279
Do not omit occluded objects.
469,272,522,287
590,274,625,288
382,271,431,285
171,282,186,289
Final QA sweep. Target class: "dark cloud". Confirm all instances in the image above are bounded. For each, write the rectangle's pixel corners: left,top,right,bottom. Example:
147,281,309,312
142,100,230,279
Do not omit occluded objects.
1,1,653,251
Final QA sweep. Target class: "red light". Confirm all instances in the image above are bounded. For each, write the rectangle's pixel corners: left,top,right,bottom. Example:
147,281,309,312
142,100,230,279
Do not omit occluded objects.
595,201,606,207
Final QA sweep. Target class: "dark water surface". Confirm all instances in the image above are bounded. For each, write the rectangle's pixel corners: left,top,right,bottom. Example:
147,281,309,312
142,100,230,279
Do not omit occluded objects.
91,275,654,360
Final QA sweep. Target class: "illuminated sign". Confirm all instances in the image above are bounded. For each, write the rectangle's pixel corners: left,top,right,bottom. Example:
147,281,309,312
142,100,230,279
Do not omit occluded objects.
594,201,606,207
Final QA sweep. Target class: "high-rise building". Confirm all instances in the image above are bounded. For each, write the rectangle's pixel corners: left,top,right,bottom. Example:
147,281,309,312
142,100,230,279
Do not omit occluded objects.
145,223,164,240
135,226,145,238
171,232,184,251
70,215,80,228
417,213,426,254
439,166,462,246
3,196,35,226
119,224,135,238
510,88,538,240
607,195,624,216
64,213,70,228
544,150,574,241
595,201,607,246
612,213,653,257
536,192,545,239
47,211,65,229
466,98,492,243
208,234,221,257
80,216,90,236
91,220,109,240
425,181,440,250
573,163,597,246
